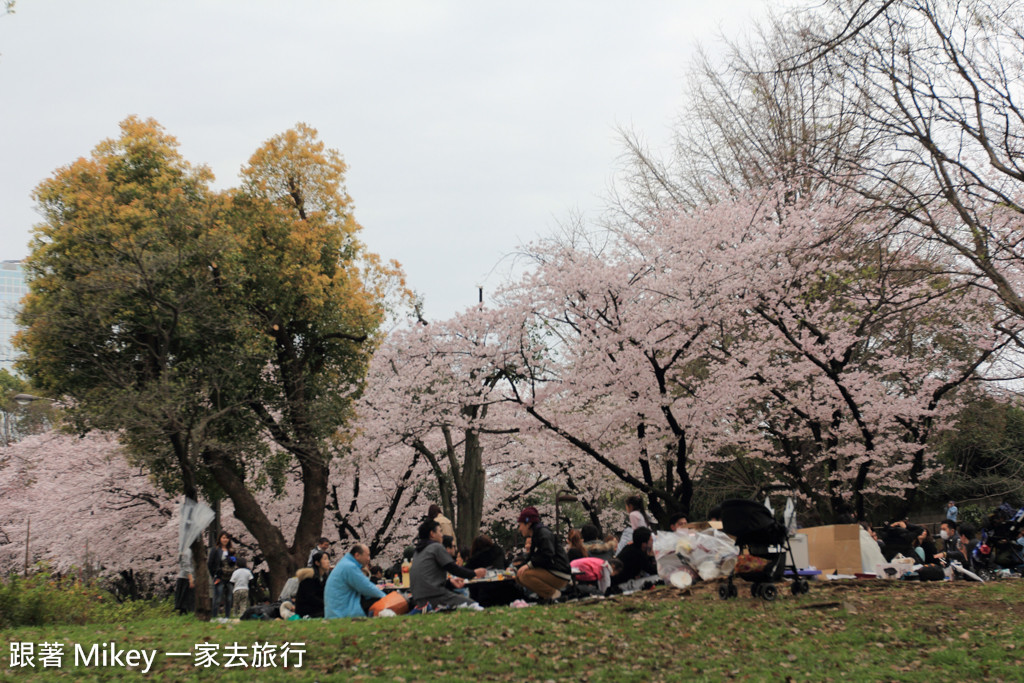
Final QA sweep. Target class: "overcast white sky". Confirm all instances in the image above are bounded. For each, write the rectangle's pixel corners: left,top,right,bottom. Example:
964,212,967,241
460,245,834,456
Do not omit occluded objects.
0,1,771,319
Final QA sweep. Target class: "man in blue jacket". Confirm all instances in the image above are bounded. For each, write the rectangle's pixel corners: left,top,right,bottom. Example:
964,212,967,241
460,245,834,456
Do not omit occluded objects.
324,543,385,619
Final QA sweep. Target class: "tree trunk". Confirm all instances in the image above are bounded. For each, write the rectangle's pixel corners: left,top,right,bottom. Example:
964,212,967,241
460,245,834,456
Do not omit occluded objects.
454,429,486,550
175,438,211,621
189,536,211,621
204,448,328,598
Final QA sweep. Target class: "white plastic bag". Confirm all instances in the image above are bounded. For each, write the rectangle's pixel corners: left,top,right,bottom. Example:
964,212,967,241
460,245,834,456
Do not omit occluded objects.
678,529,739,580
654,531,701,587
654,529,738,584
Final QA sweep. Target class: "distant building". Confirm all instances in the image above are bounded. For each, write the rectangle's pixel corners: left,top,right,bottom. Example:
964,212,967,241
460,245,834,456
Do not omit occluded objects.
0,261,28,374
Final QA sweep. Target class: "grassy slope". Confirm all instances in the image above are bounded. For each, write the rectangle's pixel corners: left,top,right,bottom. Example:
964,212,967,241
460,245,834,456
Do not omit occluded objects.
3,580,1023,682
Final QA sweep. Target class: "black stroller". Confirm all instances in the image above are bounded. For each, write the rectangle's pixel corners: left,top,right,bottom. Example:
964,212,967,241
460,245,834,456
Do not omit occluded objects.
717,498,809,601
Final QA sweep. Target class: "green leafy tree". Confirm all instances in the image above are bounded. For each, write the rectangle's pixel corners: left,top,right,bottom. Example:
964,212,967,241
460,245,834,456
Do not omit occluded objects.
16,117,403,599
926,397,1024,506
16,117,251,616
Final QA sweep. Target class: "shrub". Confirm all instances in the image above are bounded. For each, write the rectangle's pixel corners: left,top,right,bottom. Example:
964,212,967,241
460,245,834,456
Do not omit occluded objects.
0,567,174,628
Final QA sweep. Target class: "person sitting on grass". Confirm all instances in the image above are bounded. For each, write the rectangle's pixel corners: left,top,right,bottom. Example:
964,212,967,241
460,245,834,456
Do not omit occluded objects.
410,519,485,610
325,543,385,619
295,551,331,618
957,524,980,569
307,537,331,567
879,519,925,561
511,537,532,569
571,556,623,596
515,506,572,602
934,519,958,562
466,534,507,571
668,512,688,531
912,527,939,565
580,524,617,561
466,534,516,608
612,526,658,587
566,528,588,562
442,535,459,561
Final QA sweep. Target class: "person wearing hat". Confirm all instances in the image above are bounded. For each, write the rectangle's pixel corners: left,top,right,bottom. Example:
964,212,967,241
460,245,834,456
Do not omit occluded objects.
515,506,572,602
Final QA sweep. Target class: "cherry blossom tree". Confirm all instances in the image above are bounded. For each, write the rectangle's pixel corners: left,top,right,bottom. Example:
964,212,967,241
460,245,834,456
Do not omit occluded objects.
0,430,374,587
782,0,1024,341
490,217,739,524
493,183,1009,524
351,309,563,549
699,193,1011,521
0,430,288,591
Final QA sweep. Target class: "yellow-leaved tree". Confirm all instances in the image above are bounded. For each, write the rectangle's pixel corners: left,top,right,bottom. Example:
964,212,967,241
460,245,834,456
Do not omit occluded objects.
17,117,407,604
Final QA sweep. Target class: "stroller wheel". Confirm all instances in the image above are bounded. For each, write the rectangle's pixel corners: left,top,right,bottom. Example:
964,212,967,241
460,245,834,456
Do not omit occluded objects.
718,585,729,600
751,583,762,598
761,584,778,601
791,579,809,596
728,583,738,598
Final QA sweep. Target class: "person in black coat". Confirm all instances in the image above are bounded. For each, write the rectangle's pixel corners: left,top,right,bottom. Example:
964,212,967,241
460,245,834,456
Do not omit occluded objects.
465,534,518,607
514,506,572,602
613,526,658,585
206,532,235,618
879,520,924,561
295,552,330,618
465,534,507,571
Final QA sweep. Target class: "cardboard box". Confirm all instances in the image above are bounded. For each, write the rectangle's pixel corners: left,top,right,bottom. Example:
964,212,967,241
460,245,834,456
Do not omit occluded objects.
796,524,862,575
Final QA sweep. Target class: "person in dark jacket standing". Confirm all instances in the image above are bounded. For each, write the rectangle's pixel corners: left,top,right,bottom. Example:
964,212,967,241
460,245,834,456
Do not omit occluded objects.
515,506,571,601
207,532,235,618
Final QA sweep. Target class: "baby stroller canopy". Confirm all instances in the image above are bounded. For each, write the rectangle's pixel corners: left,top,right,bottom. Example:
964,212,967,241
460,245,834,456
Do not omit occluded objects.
720,499,787,547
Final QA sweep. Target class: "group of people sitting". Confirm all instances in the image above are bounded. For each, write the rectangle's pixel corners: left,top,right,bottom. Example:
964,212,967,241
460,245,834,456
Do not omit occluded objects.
870,508,1024,578
261,498,669,620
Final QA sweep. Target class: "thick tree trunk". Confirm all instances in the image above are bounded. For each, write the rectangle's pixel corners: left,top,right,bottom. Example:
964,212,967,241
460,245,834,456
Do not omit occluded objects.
204,448,328,598
455,429,486,550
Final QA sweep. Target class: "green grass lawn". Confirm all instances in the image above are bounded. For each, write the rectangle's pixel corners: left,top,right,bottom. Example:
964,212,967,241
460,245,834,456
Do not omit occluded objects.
3,579,1023,681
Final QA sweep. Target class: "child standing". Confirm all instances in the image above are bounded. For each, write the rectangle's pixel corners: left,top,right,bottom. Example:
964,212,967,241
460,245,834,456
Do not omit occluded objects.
230,557,254,618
